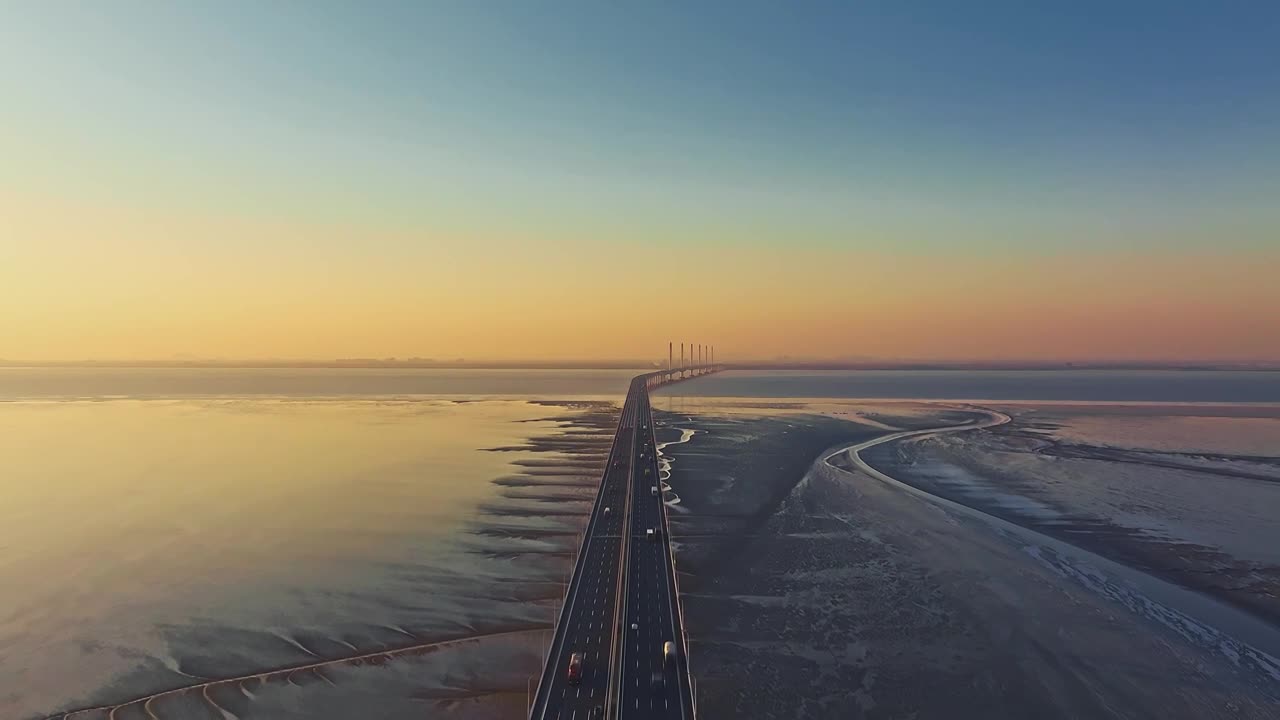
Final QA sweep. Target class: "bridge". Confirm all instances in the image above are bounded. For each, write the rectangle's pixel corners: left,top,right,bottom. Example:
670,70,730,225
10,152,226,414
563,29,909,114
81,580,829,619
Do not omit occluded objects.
529,348,718,720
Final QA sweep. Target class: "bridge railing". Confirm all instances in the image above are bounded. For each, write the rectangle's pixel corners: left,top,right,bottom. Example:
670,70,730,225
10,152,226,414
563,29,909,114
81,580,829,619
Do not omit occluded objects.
529,368,719,720
639,364,721,390
647,397,699,719
527,384,636,719
643,367,718,718
604,380,642,718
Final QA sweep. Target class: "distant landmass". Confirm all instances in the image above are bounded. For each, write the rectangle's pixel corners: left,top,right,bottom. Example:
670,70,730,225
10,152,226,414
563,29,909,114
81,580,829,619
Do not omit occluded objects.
728,360,1280,372
1,358,1276,371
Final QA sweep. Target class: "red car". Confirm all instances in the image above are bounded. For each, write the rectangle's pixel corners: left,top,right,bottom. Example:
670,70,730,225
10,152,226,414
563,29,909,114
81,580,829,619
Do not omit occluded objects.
567,652,583,685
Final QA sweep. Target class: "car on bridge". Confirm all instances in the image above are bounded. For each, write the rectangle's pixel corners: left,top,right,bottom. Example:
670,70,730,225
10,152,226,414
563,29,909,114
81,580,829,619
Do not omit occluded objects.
664,640,677,666
567,652,583,685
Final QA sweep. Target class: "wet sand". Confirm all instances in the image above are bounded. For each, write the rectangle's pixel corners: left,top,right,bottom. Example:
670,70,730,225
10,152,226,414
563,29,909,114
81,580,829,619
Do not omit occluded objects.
14,389,1278,718
658,403,1280,719
4,399,619,720
865,403,1280,627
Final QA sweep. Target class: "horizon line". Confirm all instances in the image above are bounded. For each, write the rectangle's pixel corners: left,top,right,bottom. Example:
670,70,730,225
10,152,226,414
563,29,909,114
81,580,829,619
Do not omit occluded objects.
2,359,1277,372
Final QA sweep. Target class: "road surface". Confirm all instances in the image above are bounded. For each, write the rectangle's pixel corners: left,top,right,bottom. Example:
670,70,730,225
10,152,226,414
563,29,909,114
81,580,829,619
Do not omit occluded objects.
530,373,701,720
530,380,643,720
618,389,694,719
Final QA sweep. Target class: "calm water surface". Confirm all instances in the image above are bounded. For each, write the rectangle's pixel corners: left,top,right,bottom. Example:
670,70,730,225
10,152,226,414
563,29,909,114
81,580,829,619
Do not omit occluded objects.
0,367,643,399
5,368,1276,718
0,385,623,718
655,369,1280,403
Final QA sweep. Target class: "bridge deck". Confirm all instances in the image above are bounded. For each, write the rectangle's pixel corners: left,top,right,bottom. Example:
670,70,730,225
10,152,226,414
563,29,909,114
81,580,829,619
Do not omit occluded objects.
529,370,712,720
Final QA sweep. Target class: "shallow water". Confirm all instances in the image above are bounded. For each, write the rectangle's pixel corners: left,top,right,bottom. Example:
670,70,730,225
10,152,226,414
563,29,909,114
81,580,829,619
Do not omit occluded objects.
0,367,643,400
9,368,1277,718
0,394,620,719
655,369,1280,402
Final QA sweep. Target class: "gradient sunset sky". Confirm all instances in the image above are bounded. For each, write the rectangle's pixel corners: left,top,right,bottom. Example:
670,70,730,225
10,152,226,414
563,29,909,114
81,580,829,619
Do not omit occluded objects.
2,2,1277,363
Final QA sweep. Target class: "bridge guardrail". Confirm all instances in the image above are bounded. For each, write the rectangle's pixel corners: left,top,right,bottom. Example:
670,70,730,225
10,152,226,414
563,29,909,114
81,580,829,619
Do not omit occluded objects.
530,367,718,719
644,368,717,718
528,388,633,719
647,397,697,718
606,380,641,719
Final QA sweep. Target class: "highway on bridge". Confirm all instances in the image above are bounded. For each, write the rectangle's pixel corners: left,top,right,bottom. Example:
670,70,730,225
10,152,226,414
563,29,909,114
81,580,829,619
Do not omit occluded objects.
618,389,694,719
529,371,703,720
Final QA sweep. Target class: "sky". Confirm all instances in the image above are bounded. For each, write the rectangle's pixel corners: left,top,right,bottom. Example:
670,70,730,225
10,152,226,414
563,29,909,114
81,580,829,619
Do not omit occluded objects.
2,1,1277,364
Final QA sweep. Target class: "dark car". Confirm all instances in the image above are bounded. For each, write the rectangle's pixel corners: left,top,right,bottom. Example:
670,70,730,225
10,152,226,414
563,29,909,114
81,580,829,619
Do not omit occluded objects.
568,652,583,685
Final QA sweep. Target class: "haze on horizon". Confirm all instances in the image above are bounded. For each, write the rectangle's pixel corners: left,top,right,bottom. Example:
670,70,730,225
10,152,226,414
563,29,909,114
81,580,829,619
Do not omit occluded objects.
2,2,1278,365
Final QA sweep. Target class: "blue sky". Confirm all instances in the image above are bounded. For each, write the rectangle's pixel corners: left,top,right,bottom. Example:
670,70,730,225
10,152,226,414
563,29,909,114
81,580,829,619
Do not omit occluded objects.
2,2,1277,361
6,2,1278,236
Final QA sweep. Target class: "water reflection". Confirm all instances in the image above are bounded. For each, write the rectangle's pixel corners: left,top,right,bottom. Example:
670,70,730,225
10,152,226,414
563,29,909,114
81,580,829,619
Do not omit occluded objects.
0,398,614,719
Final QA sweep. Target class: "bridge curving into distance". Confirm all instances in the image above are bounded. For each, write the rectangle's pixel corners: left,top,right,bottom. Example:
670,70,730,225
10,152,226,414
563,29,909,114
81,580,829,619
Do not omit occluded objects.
529,348,717,720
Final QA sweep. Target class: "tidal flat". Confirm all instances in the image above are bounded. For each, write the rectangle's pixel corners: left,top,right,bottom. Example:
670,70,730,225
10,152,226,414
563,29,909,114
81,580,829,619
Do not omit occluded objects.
656,399,1280,719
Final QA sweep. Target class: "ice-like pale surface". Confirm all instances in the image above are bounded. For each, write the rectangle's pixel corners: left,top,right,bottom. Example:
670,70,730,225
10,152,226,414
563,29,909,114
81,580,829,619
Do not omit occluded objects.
1045,412,1280,456
908,404,1280,566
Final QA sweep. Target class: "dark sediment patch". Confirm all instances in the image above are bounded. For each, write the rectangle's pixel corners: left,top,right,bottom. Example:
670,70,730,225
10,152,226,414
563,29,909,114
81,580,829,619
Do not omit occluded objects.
490,475,595,488
506,467,599,477
468,523,579,540
858,408,975,430
508,457,603,469
525,400,616,411
655,410,884,572
476,501,591,518
485,436,614,453
497,487,592,501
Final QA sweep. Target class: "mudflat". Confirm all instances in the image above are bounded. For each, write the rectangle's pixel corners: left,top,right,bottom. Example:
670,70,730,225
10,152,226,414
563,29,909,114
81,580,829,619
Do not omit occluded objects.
658,401,1280,719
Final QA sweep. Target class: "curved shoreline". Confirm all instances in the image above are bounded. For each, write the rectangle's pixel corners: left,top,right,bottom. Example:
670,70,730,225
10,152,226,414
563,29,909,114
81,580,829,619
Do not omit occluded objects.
820,406,1280,686
43,626,548,719
822,405,1011,468
656,426,697,508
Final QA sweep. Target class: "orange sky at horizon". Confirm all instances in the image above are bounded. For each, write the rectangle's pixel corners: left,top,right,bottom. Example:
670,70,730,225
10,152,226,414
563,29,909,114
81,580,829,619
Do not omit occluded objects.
4,5,1280,367
3,194,1276,364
